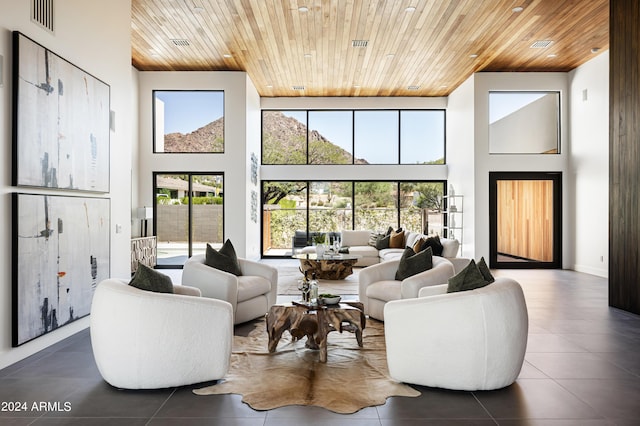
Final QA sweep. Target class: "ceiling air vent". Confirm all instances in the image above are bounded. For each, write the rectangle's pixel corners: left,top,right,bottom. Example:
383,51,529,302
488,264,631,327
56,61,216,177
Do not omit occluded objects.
171,39,190,46
352,40,369,48
292,85,305,91
31,0,54,33
530,40,553,48
407,85,420,90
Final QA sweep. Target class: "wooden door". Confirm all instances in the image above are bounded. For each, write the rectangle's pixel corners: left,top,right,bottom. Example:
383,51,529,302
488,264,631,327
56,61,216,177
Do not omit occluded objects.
490,172,562,268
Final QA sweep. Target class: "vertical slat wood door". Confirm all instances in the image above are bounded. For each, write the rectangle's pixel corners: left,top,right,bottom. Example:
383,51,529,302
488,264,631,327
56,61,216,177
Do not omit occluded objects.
497,180,553,262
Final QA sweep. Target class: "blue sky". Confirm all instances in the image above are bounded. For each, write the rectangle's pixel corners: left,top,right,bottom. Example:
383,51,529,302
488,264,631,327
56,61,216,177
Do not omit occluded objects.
155,91,224,134
489,92,548,123
284,110,445,164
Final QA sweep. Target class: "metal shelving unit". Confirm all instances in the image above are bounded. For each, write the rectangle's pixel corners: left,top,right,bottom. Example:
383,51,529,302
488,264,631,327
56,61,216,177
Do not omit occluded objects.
443,195,463,256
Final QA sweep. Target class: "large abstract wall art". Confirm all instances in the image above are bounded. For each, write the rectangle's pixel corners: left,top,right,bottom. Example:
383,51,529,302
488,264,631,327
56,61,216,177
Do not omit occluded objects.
12,31,110,192
12,193,110,346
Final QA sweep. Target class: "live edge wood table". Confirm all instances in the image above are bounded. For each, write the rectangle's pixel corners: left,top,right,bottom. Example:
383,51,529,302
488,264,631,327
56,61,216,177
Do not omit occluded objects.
266,301,366,363
292,253,361,280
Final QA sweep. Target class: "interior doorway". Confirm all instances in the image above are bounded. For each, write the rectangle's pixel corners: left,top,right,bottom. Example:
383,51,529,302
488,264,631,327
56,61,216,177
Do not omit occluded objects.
489,172,562,269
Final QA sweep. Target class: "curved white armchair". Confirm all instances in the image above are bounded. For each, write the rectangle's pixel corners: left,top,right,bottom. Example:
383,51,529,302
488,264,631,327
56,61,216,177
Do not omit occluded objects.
358,256,455,321
90,279,233,389
384,277,528,391
182,254,278,324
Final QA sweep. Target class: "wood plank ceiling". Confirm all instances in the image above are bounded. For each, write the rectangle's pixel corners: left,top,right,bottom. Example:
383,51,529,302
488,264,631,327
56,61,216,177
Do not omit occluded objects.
131,0,609,97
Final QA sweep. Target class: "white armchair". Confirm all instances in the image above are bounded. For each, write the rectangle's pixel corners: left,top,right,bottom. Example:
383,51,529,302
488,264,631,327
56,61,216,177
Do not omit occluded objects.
384,277,529,391
182,254,278,324
358,256,455,321
90,279,233,389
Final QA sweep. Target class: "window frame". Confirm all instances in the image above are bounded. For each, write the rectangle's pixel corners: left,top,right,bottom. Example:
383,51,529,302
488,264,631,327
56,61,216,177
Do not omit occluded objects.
153,171,225,268
261,109,446,165
260,179,446,258
152,90,225,154
488,90,561,155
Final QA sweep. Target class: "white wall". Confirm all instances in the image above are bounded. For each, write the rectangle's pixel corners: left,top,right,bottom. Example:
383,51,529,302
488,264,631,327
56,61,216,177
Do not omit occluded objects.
473,73,571,267
446,76,476,257
0,0,133,368
568,52,609,277
244,76,261,259
137,72,260,259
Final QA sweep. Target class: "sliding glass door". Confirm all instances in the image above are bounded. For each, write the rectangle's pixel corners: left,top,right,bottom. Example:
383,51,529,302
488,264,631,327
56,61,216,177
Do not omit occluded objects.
154,173,224,268
262,180,444,257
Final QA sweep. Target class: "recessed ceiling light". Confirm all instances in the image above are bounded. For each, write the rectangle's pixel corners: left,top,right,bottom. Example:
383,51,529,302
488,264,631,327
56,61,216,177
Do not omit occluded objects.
193,6,204,13
304,53,312,58
440,85,448,88
405,6,416,12
547,54,557,58
298,6,308,12
266,85,273,88
223,54,232,58
512,6,524,13
469,53,478,58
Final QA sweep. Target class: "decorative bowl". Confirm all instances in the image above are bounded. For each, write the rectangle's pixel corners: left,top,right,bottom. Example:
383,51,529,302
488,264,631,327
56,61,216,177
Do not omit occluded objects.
319,294,341,305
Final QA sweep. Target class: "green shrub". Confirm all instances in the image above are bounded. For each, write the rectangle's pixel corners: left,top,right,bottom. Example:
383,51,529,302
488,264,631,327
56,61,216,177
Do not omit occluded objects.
182,196,223,205
278,199,297,209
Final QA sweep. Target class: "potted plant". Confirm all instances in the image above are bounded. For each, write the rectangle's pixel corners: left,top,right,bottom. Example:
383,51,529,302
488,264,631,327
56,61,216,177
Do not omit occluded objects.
312,233,327,257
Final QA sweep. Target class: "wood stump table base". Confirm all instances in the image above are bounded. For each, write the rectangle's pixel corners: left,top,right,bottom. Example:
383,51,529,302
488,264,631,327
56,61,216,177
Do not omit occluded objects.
266,301,365,362
293,253,361,280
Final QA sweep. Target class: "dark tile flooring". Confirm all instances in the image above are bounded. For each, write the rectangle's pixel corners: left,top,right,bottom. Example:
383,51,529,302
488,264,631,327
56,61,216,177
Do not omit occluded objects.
1,268,640,425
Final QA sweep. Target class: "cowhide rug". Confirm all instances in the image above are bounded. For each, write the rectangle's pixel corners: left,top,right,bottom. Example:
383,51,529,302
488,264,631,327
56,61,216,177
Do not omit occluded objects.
193,318,420,413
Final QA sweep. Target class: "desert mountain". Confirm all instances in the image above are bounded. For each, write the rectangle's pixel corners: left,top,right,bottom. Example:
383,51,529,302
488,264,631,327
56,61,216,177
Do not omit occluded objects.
163,118,224,152
262,111,368,164
164,111,367,163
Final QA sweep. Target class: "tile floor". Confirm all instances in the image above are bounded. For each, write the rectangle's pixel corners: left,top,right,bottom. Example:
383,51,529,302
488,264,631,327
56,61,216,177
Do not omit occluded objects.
1,267,640,425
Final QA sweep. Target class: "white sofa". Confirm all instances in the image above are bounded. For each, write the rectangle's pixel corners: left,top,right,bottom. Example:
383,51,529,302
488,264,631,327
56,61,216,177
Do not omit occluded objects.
340,229,464,269
339,229,380,266
182,254,278,324
384,277,529,391
90,279,233,389
358,256,456,320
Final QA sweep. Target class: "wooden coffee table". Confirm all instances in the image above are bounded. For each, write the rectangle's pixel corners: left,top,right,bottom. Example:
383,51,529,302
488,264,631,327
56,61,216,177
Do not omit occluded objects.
265,301,365,362
293,253,361,280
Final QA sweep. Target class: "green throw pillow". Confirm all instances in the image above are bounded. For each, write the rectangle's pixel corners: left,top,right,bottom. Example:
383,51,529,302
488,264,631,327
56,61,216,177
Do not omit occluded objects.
447,259,490,293
373,226,394,249
129,263,174,293
205,239,242,276
395,246,433,281
422,235,444,256
477,257,495,283
375,234,390,250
